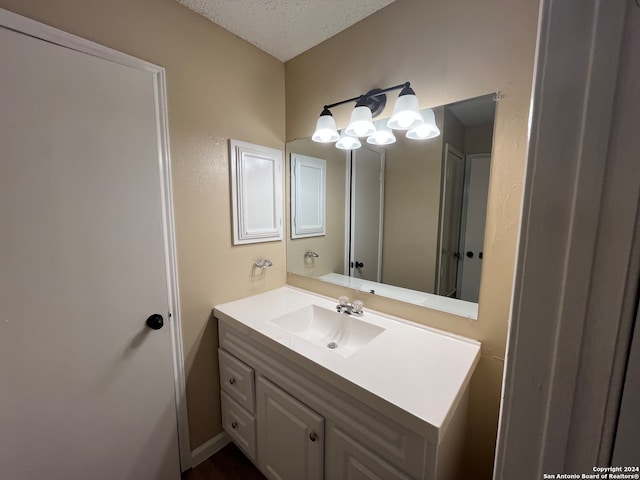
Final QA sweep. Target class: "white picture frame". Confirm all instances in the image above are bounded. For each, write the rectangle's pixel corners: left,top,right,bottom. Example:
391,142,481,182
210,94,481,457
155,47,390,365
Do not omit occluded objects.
230,139,283,245
290,153,326,239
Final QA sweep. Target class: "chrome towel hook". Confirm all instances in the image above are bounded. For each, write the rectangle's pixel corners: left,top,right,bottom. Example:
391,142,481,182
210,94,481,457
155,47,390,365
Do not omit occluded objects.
255,259,273,269
304,251,319,258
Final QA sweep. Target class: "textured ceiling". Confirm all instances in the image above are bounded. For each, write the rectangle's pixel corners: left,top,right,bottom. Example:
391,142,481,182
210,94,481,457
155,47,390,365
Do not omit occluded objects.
176,0,398,62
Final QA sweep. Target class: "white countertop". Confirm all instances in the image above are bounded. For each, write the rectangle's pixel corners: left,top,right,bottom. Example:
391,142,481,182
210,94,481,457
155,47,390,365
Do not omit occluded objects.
214,286,481,441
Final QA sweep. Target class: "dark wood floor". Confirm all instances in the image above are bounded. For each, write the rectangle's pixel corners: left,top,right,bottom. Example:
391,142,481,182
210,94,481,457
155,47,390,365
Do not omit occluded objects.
182,443,266,480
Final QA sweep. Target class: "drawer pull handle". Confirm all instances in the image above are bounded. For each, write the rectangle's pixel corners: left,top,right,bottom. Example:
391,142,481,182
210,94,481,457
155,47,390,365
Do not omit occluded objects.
309,432,318,442
229,377,236,385
231,421,238,429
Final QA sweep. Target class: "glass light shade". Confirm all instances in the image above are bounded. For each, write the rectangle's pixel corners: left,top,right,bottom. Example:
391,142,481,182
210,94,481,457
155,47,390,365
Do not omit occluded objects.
336,130,361,150
387,93,424,130
406,109,441,139
345,106,376,137
312,111,339,143
366,122,396,145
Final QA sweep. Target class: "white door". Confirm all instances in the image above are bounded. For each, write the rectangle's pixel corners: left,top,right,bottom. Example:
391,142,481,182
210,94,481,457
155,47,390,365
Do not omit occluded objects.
257,376,324,480
0,25,180,480
348,146,384,282
437,145,465,296
457,154,491,302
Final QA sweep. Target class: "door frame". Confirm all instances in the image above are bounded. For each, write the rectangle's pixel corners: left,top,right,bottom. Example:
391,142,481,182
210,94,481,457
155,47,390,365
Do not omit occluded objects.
495,0,636,476
0,8,192,470
455,152,491,300
344,145,385,281
436,143,465,296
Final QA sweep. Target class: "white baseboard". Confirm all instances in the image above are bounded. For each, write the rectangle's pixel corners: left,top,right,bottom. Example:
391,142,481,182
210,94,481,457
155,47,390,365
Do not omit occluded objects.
190,431,231,468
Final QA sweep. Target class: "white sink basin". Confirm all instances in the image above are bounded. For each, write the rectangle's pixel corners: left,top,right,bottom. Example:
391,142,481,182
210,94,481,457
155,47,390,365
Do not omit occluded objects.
268,305,385,358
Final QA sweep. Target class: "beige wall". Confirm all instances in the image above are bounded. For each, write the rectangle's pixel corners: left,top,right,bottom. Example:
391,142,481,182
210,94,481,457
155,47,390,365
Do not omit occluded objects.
286,139,346,277
0,0,286,449
381,109,444,293
285,0,539,477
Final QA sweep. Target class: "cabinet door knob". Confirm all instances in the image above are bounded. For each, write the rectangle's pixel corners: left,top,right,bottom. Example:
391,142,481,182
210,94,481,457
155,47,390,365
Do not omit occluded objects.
309,432,318,442
229,377,236,385
231,421,238,429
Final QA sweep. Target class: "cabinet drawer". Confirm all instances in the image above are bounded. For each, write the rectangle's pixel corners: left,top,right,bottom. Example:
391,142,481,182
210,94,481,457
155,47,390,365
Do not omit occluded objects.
221,392,257,461
219,349,255,413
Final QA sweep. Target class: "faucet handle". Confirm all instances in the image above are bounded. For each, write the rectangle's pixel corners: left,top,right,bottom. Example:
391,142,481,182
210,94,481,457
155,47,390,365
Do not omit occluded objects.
352,300,364,315
338,296,350,307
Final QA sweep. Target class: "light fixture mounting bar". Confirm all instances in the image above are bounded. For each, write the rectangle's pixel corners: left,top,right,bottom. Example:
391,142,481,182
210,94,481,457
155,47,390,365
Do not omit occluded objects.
322,82,411,110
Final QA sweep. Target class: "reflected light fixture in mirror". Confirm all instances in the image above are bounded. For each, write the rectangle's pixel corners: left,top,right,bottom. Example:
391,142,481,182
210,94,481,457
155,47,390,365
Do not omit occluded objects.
367,120,396,146
336,130,362,150
311,81,438,150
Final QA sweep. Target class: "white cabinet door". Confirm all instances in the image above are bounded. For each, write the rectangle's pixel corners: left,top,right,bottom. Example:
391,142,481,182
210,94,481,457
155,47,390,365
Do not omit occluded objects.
257,376,324,480
326,423,413,480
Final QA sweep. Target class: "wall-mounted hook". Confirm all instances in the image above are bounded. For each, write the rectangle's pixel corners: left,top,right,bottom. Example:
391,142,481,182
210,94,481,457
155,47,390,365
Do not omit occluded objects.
255,258,273,269
304,251,319,258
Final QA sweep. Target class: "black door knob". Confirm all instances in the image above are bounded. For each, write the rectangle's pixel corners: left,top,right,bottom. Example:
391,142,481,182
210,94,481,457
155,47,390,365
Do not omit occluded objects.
146,314,164,330
355,261,364,268
466,251,474,258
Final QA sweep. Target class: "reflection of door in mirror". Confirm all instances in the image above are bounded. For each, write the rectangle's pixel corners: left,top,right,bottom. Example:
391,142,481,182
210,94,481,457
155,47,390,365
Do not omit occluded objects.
458,154,491,302
347,145,385,282
437,144,465,297
291,154,326,239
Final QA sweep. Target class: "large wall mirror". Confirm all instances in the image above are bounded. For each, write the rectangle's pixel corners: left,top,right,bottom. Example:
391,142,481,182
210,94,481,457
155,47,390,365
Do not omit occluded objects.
286,93,496,319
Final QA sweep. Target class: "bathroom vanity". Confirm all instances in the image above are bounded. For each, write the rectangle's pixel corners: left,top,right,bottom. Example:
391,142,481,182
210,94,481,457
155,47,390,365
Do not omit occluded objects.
214,287,480,480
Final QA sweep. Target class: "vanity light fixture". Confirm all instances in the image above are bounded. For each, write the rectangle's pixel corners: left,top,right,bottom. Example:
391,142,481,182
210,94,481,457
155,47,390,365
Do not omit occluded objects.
386,84,424,130
406,108,441,140
311,81,437,150
344,98,376,138
311,107,340,143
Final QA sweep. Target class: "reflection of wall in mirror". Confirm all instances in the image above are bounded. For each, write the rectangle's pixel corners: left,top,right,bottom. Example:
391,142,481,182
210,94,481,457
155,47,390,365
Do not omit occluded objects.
286,139,346,278
382,107,445,293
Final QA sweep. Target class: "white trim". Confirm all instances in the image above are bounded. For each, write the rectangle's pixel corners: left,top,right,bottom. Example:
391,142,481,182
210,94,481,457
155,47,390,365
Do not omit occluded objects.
345,146,385,282
0,8,192,471
436,143,464,296
376,150,386,283
343,151,352,276
230,139,284,245
190,431,231,468
154,70,193,471
495,0,630,476
456,152,491,301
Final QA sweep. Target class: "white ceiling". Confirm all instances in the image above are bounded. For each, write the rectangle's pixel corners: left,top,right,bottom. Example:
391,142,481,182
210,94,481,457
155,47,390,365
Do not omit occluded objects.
176,0,398,62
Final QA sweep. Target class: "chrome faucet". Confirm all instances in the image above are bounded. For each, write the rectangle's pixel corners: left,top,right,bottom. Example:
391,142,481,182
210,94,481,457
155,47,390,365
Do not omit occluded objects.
336,296,364,316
